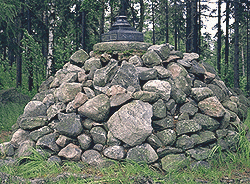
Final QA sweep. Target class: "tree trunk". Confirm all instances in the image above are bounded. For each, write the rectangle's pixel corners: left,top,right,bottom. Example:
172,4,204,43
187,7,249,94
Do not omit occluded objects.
8,40,15,67
217,0,221,75
47,1,54,77
198,0,201,54
3,46,6,61
42,9,49,63
186,0,198,53
192,0,198,53
241,46,245,76
247,4,250,95
128,1,137,27
110,0,115,25
174,0,177,50
100,0,105,41
234,0,240,88
186,0,191,52
225,0,230,77
81,11,86,50
27,7,33,91
165,0,169,43
152,0,155,45
138,0,144,32
16,6,24,88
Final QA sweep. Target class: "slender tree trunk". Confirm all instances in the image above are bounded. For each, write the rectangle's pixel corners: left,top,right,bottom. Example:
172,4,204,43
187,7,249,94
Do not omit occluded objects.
186,0,191,52
128,1,137,27
47,1,54,77
16,6,24,88
110,0,114,25
193,0,198,53
81,11,86,50
225,0,230,77
8,40,15,67
241,46,245,76
234,0,240,88
42,9,49,63
3,46,6,61
247,4,250,95
198,0,201,54
186,0,198,53
138,0,144,32
152,0,155,45
217,0,221,75
27,7,33,91
100,0,105,41
174,0,178,50
165,0,169,43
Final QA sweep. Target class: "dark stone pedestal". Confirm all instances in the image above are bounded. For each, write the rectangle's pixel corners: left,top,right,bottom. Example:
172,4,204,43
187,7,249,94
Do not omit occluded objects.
101,16,143,42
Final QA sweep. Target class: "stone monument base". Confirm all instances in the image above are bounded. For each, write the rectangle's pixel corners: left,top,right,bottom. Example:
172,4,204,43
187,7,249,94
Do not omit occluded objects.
93,41,152,52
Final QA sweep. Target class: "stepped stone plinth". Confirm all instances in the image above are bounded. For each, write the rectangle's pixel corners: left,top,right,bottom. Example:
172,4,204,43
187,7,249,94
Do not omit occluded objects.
93,41,152,52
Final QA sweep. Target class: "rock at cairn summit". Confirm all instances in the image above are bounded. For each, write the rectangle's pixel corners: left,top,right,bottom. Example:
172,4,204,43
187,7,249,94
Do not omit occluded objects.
2,41,250,172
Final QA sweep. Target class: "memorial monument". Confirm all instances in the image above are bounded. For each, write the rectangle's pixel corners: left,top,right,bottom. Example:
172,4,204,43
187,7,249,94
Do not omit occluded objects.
93,0,151,52
101,0,143,42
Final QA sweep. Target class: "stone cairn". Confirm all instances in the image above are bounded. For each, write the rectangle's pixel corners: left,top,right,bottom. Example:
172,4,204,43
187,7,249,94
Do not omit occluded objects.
1,43,250,172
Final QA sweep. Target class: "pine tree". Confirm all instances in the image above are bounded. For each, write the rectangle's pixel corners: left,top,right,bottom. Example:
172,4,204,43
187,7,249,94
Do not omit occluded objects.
234,0,240,88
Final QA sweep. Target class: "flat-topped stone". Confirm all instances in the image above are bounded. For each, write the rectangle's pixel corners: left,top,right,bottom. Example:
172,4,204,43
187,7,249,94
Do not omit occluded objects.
93,41,152,52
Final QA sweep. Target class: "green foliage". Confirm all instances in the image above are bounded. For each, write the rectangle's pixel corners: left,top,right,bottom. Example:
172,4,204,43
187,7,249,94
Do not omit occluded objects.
53,33,77,72
0,103,25,133
0,1,17,24
21,30,46,93
0,63,16,90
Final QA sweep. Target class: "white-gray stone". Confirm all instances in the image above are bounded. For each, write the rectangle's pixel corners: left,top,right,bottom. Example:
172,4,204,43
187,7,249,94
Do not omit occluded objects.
78,94,110,122
143,80,171,101
103,146,125,160
107,100,153,146
23,101,47,117
126,143,158,164
58,143,82,161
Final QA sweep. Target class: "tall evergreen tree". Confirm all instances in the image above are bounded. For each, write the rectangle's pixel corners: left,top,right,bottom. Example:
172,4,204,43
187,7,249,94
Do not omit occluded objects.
217,0,222,75
138,0,144,32
165,0,169,43
234,0,240,88
186,0,198,53
225,0,230,77
246,2,250,95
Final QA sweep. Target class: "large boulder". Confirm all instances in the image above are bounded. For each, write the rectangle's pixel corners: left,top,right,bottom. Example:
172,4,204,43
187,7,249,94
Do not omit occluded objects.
103,146,126,160
126,143,158,164
36,133,60,152
78,94,110,122
198,97,226,118
23,101,47,117
81,150,105,166
54,83,82,103
142,50,162,67
55,113,83,138
19,116,48,130
161,154,188,172
107,100,153,146
70,49,89,66
110,61,141,91
143,80,171,101
58,143,82,161
93,59,119,87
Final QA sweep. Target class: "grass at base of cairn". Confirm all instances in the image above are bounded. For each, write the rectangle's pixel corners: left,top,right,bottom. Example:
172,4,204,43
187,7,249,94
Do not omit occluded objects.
0,103,26,143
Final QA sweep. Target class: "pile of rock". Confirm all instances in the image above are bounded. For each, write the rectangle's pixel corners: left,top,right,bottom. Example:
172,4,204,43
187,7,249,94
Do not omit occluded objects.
1,42,250,172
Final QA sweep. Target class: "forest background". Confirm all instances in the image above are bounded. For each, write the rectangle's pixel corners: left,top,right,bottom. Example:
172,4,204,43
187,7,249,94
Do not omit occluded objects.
0,0,249,98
